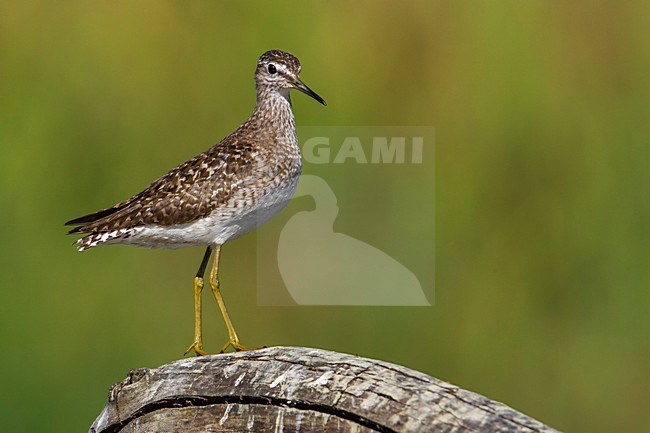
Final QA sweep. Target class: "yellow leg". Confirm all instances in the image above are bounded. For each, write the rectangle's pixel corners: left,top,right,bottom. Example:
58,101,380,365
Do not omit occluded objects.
184,276,208,356
208,245,252,352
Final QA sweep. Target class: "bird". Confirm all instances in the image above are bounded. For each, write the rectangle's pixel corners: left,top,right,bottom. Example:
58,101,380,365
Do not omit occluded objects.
65,50,326,355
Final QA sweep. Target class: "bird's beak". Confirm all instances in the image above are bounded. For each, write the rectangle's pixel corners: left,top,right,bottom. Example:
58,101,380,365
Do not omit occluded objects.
292,76,327,106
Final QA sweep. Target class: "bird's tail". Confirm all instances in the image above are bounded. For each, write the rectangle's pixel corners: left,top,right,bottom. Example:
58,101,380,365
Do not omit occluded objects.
73,229,130,251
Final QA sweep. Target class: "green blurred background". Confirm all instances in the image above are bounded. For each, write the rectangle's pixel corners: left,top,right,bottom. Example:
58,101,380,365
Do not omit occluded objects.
0,1,648,431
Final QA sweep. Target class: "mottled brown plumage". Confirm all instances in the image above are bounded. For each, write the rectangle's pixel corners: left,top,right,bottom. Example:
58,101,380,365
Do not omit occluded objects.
66,50,326,251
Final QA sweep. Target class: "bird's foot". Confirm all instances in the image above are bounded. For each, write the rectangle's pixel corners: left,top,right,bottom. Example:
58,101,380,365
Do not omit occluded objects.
220,338,256,353
184,338,208,356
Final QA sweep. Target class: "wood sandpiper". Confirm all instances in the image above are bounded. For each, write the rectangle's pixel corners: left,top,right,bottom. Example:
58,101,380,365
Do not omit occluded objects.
65,50,326,355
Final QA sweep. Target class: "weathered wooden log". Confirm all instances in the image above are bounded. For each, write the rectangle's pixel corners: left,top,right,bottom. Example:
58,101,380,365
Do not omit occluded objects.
90,346,559,433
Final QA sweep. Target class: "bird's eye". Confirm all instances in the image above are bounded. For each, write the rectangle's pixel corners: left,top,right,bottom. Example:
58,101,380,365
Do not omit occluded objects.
267,64,277,74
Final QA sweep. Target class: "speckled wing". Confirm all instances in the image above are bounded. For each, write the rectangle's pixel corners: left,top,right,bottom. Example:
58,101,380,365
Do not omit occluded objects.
66,137,255,235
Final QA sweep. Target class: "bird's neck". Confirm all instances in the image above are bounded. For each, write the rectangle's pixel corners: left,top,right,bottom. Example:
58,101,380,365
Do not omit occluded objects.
250,86,296,135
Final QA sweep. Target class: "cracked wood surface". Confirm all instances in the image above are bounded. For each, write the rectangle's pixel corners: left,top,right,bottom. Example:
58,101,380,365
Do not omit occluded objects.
90,346,560,433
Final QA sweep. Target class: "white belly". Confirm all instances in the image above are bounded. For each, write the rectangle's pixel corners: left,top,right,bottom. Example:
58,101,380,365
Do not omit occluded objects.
121,173,300,249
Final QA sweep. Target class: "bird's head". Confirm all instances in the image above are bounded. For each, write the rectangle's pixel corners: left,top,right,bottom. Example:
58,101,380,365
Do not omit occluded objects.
255,50,326,106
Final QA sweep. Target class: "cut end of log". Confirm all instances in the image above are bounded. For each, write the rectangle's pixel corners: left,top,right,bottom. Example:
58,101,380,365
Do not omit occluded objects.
90,346,559,433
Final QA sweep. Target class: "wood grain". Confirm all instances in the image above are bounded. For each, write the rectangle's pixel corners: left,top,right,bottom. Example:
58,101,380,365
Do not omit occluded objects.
90,346,559,433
